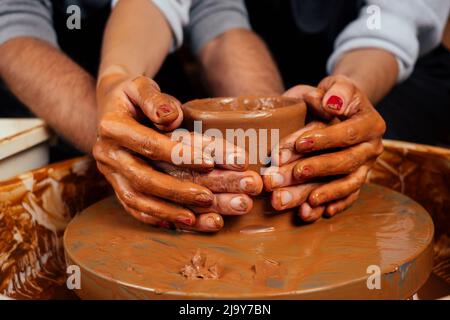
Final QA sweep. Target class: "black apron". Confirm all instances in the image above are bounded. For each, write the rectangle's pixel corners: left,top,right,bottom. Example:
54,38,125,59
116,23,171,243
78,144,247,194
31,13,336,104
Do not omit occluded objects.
245,0,360,88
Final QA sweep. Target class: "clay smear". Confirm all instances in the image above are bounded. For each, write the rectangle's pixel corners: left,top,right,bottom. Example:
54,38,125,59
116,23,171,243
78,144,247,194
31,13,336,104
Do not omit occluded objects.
180,250,221,280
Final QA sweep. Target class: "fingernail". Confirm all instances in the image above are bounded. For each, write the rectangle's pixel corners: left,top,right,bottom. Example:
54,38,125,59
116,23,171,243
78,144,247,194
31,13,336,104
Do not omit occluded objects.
230,196,247,211
156,104,175,117
296,138,314,151
280,149,292,164
326,95,343,111
310,192,324,206
195,193,214,205
280,191,292,206
240,177,254,192
157,221,171,229
205,216,221,229
270,173,284,188
176,216,193,226
296,165,313,179
300,204,312,219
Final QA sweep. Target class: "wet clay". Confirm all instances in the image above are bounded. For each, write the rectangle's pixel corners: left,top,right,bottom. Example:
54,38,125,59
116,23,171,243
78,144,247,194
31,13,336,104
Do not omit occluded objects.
0,157,109,299
64,184,434,299
180,250,221,280
182,97,306,229
367,140,450,286
182,96,307,173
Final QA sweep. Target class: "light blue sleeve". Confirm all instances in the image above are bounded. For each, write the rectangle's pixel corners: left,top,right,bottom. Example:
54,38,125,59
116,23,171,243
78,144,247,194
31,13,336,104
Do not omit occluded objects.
327,0,450,82
187,0,251,54
113,0,250,54
0,0,58,47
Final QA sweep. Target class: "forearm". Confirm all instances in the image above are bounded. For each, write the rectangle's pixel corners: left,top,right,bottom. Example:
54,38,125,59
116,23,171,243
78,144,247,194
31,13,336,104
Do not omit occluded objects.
0,38,97,153
98,0,172,90
199,29,284,96
332,48,398,104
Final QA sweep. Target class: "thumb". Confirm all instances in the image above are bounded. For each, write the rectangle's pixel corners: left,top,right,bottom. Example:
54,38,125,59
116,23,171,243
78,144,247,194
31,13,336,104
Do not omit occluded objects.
318,76,360,117
284,85,332,120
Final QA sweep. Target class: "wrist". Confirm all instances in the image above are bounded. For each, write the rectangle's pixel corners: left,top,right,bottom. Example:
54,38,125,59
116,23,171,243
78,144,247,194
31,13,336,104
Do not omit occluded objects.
97,64,138,96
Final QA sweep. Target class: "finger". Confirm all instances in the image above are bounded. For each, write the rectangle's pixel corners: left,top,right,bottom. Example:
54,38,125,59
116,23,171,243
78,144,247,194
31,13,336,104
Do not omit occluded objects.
308,164,370,206
283,85,331,120
124,76,182,129
98,116,214,169
194,170,262,195
119,199,171,228
190,193,253,216
155,162,263,196
176,132,248,171
271,183,321,211
101,169,170,228
318,75,370,118
295,112,385,153
298,202,326,223
98,163,196,226
318,76,360,116
271,121,327,167
293,140,381,181
176,212,224,233
263,162,298,191
210,137,248,171
325,190,360,217
94,142,214,206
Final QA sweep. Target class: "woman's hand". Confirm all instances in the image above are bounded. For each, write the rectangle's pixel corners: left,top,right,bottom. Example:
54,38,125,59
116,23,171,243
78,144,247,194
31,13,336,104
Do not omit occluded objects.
264,75,386,222
94,73,262,232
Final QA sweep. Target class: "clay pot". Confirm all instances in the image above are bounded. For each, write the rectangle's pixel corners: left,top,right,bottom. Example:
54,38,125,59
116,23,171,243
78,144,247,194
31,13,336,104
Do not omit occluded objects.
182,96,307,172
182,96,306,230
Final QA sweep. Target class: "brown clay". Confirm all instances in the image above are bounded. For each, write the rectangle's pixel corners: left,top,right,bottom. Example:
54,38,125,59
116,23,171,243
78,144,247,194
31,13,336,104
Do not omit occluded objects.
182,96,307,173
180,96,306,227
62,97,434,299
180,250,221,280
0,157,110,299
64,183,434,299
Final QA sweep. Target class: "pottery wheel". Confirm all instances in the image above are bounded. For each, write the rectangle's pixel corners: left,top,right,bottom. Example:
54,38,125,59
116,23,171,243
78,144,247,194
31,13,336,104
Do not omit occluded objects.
64,184,434,299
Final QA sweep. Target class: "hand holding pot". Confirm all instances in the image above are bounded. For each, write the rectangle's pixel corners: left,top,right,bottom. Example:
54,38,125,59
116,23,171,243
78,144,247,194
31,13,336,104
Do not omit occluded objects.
94,74,262,232
265,75,386,222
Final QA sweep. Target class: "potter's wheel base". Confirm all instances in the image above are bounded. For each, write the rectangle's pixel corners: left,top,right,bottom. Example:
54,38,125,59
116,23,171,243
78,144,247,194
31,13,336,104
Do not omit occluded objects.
64,184,434,299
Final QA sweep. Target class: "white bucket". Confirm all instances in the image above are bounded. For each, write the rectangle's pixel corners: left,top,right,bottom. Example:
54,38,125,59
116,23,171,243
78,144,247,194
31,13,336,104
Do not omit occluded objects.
0,118,52,180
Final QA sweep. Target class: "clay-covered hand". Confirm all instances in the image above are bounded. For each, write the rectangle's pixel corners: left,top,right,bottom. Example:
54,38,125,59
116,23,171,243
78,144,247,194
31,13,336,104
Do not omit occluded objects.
264,75,386,222
94,74,262,232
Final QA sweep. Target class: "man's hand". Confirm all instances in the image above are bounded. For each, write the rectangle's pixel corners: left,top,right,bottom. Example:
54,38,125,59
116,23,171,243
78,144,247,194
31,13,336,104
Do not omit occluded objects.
264,75,385,222
95,74,262,232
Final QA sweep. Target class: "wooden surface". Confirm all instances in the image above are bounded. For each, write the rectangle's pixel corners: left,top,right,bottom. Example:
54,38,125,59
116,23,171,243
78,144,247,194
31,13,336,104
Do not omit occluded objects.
64,184,434,299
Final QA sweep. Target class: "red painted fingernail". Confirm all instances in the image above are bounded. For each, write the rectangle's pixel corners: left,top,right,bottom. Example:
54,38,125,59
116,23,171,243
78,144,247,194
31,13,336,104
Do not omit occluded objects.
156,104,175,117
176,217,193,226
297,138,314,151
157,221,171,229
326,95,343,111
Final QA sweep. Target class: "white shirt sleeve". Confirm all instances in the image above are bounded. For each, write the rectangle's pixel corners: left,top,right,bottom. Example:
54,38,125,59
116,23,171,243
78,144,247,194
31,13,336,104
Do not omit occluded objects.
327,0,450,83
